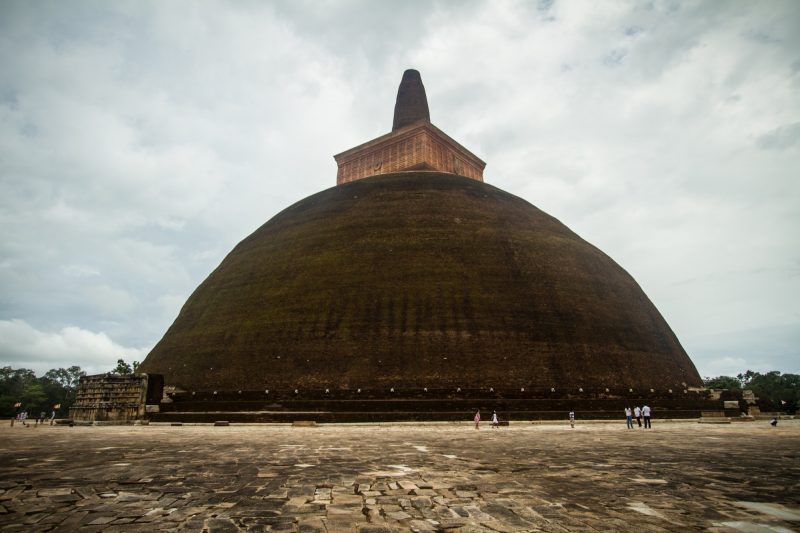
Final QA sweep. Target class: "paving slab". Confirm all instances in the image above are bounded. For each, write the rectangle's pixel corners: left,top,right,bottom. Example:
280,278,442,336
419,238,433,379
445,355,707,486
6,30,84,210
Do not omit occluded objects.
0,421,798,531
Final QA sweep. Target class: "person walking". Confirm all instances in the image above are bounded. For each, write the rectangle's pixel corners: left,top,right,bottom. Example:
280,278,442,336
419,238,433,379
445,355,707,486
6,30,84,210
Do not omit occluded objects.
568,410,575,428
633,406,642,427
491,411,499,429
642,404,652,429
625,406,633,429
474,410,481,430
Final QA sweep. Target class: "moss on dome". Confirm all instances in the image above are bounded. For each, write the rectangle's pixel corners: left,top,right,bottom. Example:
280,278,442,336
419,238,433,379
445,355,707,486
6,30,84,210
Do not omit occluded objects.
140,172,701,393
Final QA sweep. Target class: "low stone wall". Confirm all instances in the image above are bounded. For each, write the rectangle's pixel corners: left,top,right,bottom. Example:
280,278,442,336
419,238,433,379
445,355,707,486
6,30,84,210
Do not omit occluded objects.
167,387,715,402
151,388,732,423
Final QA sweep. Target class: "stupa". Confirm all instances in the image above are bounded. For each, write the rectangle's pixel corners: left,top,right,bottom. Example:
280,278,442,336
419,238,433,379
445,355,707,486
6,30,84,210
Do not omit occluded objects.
140,70,717,422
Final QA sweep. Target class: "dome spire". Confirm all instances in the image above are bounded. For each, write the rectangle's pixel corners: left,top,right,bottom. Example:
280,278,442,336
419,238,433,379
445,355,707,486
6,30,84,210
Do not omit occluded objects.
392,69,430,131
334,69,485,185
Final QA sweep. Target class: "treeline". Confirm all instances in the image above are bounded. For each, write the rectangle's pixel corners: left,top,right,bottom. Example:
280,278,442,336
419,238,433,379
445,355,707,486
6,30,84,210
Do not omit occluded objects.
0,359,139,418
703,370,799,414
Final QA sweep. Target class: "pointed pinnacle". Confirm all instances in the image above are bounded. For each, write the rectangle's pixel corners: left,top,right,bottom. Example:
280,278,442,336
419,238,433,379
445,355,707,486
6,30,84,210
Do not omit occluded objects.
392,69,430,131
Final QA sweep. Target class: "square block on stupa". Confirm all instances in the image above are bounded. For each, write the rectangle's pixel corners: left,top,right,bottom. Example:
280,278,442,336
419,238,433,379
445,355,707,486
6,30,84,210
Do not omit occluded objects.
334,121,485,185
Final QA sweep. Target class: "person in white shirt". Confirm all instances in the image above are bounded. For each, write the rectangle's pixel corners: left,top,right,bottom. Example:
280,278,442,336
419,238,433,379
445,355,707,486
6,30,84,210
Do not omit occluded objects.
491,411,499,429
633,406,642,427
568,411,575,428
625,407,633,429
642,404,652,429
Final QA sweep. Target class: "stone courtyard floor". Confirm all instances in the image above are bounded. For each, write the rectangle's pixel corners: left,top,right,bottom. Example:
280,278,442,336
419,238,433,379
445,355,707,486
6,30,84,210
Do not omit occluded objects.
0,420,798,532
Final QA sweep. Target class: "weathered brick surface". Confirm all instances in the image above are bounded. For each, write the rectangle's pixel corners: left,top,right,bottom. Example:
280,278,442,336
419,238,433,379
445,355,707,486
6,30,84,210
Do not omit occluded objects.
392,69,430,131
335,122,484,185
140,173,701,395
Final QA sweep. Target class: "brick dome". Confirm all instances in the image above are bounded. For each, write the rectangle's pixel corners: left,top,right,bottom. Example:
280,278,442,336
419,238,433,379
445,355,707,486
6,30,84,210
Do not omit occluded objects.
140,172,702,393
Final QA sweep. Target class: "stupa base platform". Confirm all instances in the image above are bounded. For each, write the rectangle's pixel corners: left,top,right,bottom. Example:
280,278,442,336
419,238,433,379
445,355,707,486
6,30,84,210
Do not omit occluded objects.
149,388,741,423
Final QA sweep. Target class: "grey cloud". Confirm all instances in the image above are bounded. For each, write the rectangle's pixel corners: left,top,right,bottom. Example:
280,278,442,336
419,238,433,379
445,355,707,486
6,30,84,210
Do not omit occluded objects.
603,48,628,67
269,0,483,73
686,323,800,377
0,1,798,379
757,122,800,150
743,29,781,45
624,26,643,37
0,319,147,375
537,0,555,13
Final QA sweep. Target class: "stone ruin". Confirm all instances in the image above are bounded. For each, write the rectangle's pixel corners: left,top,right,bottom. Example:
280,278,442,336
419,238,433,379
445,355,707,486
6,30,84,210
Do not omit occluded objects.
69,373,163,423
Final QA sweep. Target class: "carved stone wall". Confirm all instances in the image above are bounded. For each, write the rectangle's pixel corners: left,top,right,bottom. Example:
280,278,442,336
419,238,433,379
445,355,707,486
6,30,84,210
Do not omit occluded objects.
70,373,163,422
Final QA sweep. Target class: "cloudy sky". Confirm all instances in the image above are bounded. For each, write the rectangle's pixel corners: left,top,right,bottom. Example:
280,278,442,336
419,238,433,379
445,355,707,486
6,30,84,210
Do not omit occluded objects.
1,0,798,379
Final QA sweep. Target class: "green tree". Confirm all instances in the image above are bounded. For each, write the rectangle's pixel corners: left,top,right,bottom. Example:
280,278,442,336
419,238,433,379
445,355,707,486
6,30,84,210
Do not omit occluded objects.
111,359,140,375
737,370,757,387
0,367,38,417
40,366,85,413
44,366,84,389
744,371,799,414
21,382,47,413
112,359,132,374
703,375,742,390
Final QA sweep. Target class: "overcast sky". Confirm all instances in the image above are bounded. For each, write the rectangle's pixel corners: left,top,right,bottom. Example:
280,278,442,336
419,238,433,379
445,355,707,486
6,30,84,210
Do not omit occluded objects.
1,0,798,379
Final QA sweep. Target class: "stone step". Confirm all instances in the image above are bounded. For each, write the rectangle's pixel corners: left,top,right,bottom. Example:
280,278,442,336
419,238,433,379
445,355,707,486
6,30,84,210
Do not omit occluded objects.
158,398,728,413
168,388,717,402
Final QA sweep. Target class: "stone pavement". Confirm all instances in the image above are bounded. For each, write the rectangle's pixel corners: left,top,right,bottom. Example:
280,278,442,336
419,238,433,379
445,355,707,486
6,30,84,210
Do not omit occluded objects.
0,420,798,532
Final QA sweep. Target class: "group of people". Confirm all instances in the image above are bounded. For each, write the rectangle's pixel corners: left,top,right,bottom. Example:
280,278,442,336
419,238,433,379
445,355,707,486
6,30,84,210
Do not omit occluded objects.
12,410,55,426
473,409,501,429
474,407,655,429
624,405,652,428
